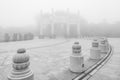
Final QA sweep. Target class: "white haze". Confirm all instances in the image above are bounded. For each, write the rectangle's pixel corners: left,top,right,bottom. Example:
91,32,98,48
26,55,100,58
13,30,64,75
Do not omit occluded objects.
0,0,120,27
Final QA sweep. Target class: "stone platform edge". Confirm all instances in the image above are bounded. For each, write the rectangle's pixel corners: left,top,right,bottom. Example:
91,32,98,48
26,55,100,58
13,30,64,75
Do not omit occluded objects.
74,45,113,80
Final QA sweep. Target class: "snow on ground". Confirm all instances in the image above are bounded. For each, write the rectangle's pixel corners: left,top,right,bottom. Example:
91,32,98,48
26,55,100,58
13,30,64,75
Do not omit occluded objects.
0,38,93,80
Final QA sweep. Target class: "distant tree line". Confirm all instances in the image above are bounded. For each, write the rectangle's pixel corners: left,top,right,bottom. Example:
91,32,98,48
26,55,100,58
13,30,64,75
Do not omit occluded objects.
38,21,120,38
4,32,34,42
80,21,120,38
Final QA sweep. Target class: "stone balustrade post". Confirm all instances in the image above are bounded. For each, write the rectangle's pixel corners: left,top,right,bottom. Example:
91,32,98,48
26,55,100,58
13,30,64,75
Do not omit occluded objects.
90,39,101,59
99,37,109,54
7,48,34,80
70,42,84,73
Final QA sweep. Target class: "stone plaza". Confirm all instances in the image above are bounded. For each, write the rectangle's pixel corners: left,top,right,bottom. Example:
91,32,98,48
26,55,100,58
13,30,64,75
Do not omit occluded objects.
0,37,118,80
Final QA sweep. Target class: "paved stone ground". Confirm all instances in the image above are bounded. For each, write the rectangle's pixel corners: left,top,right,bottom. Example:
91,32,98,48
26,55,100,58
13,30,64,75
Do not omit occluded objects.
89,38,120,80
0,38,95,80
0,38,110,80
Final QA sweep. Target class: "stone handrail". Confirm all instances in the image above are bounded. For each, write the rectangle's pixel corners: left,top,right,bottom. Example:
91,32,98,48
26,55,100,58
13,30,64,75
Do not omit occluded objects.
74,45,113,80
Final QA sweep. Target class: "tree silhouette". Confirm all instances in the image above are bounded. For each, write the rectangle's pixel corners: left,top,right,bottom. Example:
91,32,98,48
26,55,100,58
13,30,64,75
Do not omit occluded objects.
4,33,10,42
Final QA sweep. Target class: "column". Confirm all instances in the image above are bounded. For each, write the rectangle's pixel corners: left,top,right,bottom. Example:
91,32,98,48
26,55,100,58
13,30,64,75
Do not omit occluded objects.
77,24,80,38
90,39,101,59
70,42,84,73
7,48,34,80
66,24,69,38
99,37,109,54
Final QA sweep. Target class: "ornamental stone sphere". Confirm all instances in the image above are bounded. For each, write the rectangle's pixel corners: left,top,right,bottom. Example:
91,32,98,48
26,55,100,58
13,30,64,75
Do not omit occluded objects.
90,39,101,59
8,48,34,80
70,42,84,73
99,37,109,53
72,42,81,54
12,48,30,70
99,37,106,44
92,40,99,48
13,48,29,64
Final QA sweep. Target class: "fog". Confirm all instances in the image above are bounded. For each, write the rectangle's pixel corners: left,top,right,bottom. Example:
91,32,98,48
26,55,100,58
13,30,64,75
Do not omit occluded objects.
0,0,120,27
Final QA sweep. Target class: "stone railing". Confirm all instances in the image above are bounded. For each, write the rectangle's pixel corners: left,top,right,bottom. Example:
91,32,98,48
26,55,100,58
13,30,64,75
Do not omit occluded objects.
7,37,113,80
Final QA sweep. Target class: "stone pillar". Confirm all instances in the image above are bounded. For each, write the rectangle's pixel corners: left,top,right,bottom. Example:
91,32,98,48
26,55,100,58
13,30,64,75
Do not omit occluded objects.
70,42,84,73
66,24,69,38
99,38,109,54
51,10,55,38
77,24,80,38
40,24,44,37
18,33,23,41
4,33,10,42
8,48,34,80
51,23,55,38
90,39,101,59
39,25,44,39
104,38,109,51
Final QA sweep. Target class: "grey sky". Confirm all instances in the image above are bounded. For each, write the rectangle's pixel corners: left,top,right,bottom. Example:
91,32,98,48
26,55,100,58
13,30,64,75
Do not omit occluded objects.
0,0,120,27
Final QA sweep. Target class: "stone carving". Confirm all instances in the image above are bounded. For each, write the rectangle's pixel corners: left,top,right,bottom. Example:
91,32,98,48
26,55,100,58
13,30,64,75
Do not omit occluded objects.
72,42,81,55
70,42,84,73
90,39,101,59
99,37,109,53
8,48,34,80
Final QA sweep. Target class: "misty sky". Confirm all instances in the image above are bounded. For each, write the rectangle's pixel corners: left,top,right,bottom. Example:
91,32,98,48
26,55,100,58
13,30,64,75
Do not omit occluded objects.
0,0,120,27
